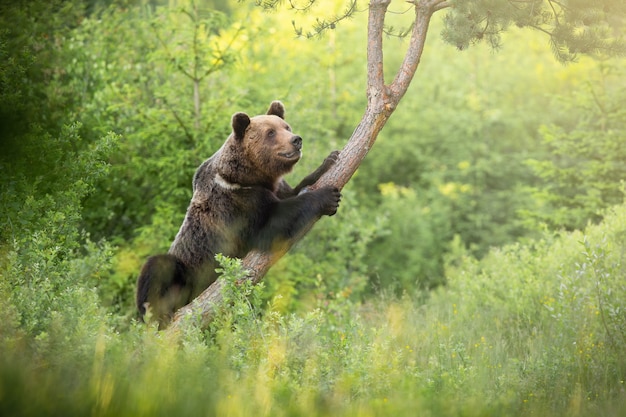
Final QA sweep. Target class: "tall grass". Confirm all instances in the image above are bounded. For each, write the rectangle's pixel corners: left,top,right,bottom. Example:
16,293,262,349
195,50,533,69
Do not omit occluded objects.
2,205,626,416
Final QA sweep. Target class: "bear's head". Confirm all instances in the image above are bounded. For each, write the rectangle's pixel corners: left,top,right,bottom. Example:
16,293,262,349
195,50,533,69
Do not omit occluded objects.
226,101,303,186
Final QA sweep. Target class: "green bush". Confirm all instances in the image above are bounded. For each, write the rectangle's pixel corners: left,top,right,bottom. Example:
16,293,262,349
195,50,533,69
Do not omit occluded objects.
1,124,117,334
364,182,452,292
524,62,626,231
3,201,626,416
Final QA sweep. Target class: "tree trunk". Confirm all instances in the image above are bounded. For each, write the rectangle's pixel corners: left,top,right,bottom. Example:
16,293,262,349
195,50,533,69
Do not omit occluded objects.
168,0,450,332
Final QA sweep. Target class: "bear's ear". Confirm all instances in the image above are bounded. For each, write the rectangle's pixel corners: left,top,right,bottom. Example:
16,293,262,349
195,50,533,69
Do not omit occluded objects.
232,112,251,140
266,101,285,119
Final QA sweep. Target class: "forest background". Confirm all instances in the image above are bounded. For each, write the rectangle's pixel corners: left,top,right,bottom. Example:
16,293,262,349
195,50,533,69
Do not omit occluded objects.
1,0,626,416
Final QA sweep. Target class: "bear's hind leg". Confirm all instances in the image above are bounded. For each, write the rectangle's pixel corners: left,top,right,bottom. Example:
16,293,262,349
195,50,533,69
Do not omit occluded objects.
136,254,190,327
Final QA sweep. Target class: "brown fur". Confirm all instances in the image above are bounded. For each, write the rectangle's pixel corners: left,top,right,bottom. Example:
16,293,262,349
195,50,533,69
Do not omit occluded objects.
136,101,341,327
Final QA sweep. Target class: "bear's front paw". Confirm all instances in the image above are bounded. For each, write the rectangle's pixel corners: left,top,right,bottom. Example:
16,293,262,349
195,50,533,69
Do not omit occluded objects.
318,186,341,216
321,150,340,171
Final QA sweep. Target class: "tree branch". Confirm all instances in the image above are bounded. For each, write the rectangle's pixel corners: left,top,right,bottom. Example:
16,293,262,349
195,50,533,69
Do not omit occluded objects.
366,0,390,108
388,0,439,103
433,1,452,12
161,96,195,144
167,0,441,332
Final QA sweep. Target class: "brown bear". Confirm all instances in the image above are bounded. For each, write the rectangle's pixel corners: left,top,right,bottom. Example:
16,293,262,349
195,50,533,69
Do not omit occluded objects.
136,101,341,327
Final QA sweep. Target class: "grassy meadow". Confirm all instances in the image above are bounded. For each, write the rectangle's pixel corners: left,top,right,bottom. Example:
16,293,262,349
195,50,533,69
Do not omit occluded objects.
2,204,625,417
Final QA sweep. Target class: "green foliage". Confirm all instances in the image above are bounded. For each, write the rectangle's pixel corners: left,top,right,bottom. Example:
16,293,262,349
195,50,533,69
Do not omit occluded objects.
0,0,121,338
214,253,265,323
0,0,97,181
439,203,626,413
365,183,451,291
72,1,242,242
2,2,626,415
0,123,117,335
0,0,88,139
3,203,626,416
524,61,626,230
443,0,626,61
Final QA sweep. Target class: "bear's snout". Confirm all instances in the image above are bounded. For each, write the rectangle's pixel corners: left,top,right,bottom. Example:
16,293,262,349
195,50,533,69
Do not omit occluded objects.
291,135,302,150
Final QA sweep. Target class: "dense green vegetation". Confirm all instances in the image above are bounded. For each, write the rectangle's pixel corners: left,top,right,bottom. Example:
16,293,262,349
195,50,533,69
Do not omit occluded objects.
1,0,625,415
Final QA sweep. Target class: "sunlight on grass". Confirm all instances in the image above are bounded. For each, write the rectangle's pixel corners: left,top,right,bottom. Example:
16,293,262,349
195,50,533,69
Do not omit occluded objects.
2,204,626,416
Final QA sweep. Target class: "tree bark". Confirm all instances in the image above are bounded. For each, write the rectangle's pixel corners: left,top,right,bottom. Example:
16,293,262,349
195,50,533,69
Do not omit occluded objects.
168,0,450,332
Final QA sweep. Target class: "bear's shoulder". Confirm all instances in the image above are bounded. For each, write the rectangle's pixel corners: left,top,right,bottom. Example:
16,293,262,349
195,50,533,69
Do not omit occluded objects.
192,150,223,192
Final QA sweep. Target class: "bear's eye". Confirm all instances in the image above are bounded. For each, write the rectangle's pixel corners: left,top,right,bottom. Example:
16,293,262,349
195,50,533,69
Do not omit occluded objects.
285,125,292,132
267,129,276,138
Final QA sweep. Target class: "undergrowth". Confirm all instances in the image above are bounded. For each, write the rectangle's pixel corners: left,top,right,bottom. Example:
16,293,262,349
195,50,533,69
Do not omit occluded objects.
2,205,626,416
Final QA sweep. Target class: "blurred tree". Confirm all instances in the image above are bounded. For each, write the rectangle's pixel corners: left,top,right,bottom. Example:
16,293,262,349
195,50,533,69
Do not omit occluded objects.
442,0,626,61
524,61,626,231
0,0,87,183
72,1,243,242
